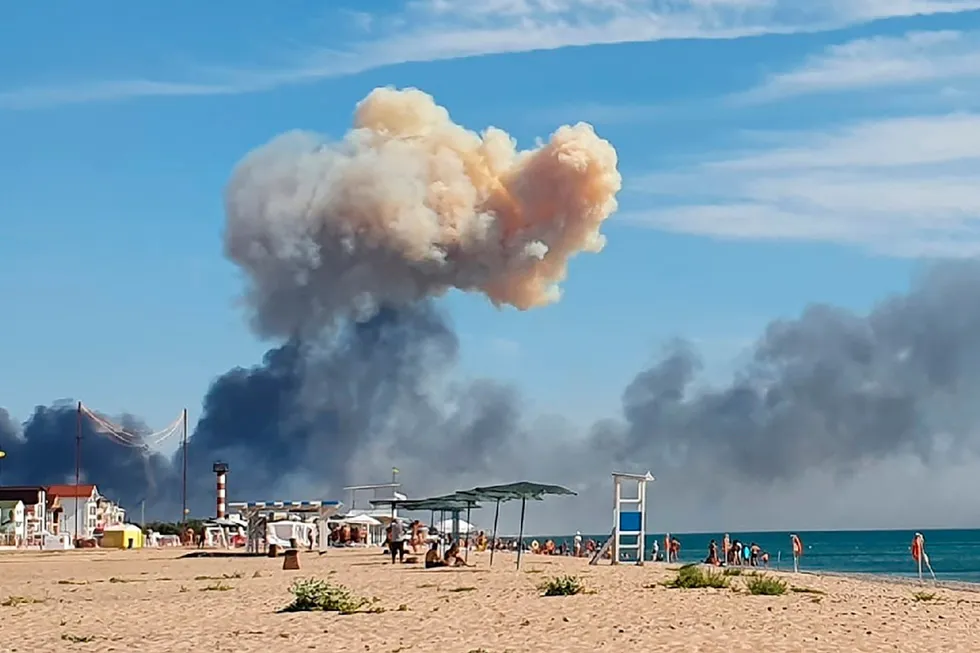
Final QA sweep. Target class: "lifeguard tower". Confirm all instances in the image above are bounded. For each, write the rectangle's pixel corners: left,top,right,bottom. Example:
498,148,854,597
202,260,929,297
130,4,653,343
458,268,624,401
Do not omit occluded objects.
591,471,654,565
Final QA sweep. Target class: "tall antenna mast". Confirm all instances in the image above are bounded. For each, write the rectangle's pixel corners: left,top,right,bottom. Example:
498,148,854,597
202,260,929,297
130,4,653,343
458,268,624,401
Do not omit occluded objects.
181,408,188,524
74,401,82,544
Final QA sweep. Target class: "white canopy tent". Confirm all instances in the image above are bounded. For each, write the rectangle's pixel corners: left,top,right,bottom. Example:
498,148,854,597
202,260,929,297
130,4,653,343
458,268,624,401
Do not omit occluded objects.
438,517,475,534
342,514,382,526
228,500,342,553
333,513,385,546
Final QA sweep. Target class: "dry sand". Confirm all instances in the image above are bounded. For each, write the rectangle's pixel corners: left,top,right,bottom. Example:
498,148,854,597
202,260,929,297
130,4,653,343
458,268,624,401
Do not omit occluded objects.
2,547,979,652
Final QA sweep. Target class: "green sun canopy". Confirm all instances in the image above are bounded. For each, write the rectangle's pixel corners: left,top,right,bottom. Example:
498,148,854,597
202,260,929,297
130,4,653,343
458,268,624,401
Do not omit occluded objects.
455,481,577,569
458,481,576,502
369,493,481,512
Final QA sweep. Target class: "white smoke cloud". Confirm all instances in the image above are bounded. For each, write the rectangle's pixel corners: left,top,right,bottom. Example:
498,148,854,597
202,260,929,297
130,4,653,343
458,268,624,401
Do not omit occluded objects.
224,86,621,337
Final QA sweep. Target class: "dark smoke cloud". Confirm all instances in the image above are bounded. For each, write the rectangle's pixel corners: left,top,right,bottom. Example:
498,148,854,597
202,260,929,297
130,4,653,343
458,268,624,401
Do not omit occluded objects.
6,262,980,531
8,87,980,532
0,402,178,515
181,302,529,513
585,261,980,525
0,304,531,519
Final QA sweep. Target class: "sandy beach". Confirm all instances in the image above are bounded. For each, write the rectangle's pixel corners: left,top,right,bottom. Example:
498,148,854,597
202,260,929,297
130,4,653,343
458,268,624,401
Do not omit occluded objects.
2,547,979,653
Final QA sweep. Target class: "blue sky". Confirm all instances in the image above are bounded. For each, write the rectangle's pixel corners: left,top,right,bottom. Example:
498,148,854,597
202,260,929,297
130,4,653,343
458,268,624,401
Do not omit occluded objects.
2,0,979,436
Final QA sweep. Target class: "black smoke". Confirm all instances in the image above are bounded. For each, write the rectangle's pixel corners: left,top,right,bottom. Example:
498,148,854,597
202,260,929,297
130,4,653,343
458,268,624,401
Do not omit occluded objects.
590,262,980,498
6,262,980,528
1,303,529,519
0,403,176,514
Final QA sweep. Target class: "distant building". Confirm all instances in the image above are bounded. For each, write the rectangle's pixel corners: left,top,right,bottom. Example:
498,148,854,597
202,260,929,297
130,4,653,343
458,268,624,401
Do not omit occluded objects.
0,500,26,546
46,484,129,540
0,486,47,540
96,495,126,530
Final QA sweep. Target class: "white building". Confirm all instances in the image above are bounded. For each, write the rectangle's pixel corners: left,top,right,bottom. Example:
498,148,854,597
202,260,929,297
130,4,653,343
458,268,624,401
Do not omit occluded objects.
0,500,26,546
0,487,47,541
46,484,124,540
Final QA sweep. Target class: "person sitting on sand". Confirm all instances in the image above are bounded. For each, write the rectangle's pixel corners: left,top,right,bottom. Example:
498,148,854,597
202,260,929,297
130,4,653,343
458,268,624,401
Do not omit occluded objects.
706,539,719,565
444,542,469,567
425,542,446,569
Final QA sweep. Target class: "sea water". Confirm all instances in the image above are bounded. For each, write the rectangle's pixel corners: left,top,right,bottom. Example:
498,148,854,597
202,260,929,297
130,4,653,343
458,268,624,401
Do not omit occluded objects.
538,529,980,582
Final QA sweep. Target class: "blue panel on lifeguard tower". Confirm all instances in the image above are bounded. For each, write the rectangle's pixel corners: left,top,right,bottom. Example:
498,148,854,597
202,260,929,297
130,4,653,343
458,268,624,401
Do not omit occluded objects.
619,511,641,533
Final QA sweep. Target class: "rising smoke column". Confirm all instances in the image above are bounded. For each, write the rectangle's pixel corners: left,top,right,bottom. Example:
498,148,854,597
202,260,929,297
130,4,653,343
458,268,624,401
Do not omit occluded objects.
179,86,623,510
590,261,980,515
0,88,622,518
0,403,178,515
224,86,622,338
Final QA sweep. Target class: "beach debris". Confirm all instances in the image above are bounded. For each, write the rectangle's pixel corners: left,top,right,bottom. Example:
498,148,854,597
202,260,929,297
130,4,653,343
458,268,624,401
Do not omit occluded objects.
283,549,301,571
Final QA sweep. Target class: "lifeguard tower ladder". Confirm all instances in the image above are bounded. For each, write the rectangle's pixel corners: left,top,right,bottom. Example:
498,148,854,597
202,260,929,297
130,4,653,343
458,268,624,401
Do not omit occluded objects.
590,471,654,565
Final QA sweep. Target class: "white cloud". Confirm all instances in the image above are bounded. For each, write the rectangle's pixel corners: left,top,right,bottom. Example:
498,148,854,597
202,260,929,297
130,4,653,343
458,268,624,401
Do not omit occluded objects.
623,113,980,257
4,0,980,109
737,29,980,103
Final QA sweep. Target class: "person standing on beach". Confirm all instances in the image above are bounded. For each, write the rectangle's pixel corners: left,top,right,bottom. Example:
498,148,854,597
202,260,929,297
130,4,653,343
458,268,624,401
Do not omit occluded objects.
574,531,583,557
389,519,406,564
791,534,803,572
722,534,730,566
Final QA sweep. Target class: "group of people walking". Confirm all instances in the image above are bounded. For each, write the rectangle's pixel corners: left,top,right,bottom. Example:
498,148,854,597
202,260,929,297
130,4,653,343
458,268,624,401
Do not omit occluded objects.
651,532,805,570
706,534,772,567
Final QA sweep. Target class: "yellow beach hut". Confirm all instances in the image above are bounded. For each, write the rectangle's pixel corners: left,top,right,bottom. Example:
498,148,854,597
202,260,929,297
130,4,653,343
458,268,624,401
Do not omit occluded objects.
102,524,143,549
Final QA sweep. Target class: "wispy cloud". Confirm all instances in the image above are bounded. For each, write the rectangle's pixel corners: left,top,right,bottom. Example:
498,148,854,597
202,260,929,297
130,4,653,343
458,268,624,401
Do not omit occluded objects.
736,29,980,103
4,0,980,110
623,113,980,257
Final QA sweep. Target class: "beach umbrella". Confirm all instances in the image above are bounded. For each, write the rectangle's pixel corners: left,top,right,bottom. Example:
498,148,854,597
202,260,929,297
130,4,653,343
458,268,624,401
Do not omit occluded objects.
459,482,577,568
370,494,481,557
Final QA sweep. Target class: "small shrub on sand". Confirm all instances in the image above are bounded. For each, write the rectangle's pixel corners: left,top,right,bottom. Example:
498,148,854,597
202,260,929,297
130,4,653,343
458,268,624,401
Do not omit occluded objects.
281,578,370,614
666,565,730,589
912,591,937,602
722,568,743,576
540,575,585,596
745,574,788,596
